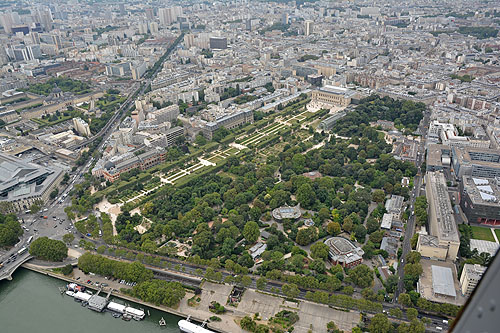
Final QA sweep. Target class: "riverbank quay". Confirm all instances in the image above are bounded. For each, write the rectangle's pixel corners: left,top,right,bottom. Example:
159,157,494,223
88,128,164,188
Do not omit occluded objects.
22,263,233,333
23,262,361,332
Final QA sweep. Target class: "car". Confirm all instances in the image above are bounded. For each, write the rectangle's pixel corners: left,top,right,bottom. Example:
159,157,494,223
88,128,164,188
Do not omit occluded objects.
101,283,108,287
76,277,80,280
53,225,57,228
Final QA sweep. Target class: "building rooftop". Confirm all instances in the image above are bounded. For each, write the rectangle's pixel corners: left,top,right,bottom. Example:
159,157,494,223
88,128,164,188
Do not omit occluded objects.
385,195,404,215
419,234,445,248
324,236,364,265
0,152,62,202
318,85,357,98
325,237,357,254
470,239,499,257
381,213,393,229
87,294,109,312
431,265,457,298
272,205,301,220
453,147,500,168
426,171,460,243
462,176,500,207
463,263,486,281
426,143,451,168
380,236,398,256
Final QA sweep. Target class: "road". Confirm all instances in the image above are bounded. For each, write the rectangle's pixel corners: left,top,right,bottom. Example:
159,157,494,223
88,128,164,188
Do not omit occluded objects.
97,248,450,331
394,110,430,302
0,34,183,281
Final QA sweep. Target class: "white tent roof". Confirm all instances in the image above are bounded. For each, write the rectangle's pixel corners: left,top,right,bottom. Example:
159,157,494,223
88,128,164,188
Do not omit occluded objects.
431,265,457,298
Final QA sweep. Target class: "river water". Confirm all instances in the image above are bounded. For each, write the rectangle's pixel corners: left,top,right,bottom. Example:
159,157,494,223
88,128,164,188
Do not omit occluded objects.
0,268,181,333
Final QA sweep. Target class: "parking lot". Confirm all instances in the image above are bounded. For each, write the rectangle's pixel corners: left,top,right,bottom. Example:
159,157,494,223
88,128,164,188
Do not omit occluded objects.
70,268,135,292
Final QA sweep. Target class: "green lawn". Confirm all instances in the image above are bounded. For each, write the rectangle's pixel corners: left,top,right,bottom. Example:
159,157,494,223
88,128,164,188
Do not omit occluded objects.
494,229,500,242
471,226,495,242
207,155,225,163
32,115,72,127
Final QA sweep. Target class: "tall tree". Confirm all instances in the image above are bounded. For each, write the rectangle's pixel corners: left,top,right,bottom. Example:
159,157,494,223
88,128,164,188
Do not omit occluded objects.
310,241,329,260
327,221,341,236
243,221,259,244
368,313,391,333
296,183,316,209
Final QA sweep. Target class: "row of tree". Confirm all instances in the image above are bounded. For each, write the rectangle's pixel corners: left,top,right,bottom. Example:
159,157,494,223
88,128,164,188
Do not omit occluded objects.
77,252,153,282
414,196,428,226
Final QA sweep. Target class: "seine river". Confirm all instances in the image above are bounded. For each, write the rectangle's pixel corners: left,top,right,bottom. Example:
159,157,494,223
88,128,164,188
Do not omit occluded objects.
0,268,181,333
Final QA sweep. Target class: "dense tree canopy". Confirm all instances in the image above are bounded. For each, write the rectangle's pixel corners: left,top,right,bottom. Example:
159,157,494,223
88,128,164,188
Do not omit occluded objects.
348,264,374,288
0,213,23,247
29,237,67,261
128,279,185,307
332,95,425,136
23,77,92,96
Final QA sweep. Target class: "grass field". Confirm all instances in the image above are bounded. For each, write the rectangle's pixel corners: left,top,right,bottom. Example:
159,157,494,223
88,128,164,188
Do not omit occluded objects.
471,226,495,242
494,229,500,242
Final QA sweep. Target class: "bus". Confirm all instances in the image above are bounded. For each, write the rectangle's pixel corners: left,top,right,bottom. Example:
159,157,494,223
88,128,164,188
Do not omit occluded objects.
27,236,33,244
18,247,28,255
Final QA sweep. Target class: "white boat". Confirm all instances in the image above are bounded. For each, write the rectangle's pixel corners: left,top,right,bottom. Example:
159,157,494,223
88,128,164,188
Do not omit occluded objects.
178,320,215,333
107,301,126,314
65,291,75,297
124,306,145,320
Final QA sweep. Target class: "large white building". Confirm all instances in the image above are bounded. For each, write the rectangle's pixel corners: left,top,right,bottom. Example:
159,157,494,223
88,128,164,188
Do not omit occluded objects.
73,117,91,137
460,264,486,297
417,171,460,261
304,20,313,36
311,85,356,109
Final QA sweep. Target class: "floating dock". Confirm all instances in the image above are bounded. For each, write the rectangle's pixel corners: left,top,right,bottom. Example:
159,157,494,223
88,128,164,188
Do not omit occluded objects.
107,301,145,320
65,285,144,320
